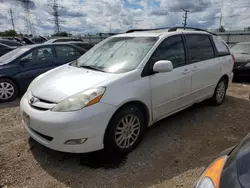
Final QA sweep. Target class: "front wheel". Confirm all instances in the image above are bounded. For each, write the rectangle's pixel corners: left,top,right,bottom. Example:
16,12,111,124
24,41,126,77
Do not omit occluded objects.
210,78,228,105
104,105,145,154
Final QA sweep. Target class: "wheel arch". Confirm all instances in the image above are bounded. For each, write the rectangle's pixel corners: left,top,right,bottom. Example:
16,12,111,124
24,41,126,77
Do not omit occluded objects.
220,74,229,88
103,100,151,143
0,75,20,92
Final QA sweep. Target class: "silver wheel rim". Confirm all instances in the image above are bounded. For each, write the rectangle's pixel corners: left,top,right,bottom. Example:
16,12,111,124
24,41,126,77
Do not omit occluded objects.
115,115,141,149
0,82,15,100
216,81,226,103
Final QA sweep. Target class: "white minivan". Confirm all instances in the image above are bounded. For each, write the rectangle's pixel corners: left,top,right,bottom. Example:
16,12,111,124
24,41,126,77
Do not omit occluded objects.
20,27,234,154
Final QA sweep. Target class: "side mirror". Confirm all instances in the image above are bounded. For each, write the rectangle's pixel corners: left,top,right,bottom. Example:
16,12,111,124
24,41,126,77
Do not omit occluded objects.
153,60,173,73
20,58,30,64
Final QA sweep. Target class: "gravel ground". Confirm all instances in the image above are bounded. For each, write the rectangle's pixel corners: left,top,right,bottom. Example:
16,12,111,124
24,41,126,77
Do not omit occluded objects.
1,83,250,188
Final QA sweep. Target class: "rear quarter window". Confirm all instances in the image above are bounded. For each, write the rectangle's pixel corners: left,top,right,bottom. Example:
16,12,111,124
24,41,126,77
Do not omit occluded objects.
212,36,230,56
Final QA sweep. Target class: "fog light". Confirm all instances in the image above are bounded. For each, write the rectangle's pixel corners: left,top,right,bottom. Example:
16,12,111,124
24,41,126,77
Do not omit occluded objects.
64,138,87,145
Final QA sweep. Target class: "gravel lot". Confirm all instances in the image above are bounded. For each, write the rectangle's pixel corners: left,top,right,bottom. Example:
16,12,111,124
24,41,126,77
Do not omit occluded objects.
1,83,250,188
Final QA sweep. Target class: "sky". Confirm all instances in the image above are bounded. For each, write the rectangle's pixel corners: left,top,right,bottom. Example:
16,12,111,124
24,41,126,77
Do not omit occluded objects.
0,0,249,36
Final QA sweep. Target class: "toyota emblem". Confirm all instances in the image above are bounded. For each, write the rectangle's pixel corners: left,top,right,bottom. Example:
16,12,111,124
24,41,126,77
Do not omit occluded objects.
30,97,35,104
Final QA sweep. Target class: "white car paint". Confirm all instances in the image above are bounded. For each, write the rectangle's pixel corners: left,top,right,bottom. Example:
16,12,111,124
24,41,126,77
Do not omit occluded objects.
20,30,234,153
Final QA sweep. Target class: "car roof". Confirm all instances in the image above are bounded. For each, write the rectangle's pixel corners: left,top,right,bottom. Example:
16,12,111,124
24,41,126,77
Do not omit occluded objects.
113,30,211,38
25,43,78,48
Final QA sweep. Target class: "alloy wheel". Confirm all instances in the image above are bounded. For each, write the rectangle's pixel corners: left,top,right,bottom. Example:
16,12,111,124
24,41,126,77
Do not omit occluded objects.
115,115,141,149
0,82,15,100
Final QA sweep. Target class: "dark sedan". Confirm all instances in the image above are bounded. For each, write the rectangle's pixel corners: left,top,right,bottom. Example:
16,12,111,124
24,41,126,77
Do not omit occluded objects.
194,133,250,188
0,39,24,56
0,43,86,102
231,42,250,78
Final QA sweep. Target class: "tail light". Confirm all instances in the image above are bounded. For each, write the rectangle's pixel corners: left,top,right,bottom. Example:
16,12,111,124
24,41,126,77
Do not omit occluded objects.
232,54,235,65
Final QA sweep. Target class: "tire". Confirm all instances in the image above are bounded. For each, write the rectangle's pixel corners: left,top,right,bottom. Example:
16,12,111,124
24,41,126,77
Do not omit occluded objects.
210,78,228,105
0,78,18,102
104,105,146,154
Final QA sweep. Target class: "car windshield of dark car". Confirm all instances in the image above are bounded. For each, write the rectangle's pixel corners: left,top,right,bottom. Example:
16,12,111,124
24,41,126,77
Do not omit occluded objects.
0,46,31,65
74,37,158,73
231,44,250,54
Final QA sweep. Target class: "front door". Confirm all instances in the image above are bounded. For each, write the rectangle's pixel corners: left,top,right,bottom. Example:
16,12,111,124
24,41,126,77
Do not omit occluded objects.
17,46,56,91
148,35,191,121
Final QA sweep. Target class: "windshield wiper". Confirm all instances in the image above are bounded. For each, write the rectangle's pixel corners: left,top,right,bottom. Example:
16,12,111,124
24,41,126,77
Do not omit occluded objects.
79,65,106,72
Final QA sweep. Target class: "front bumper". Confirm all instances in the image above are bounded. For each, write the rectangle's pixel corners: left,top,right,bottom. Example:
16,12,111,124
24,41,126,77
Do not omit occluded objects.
20,93,117,153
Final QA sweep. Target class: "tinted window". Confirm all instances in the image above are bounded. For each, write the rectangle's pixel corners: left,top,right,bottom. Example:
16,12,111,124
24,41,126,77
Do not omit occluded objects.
149,35,186,68
0,40,23,47
0,46,31,64
186,34,214,63
31,38,45,44
213,36,230,56
74,43,94,50
20,47,54,63
55,46,80,59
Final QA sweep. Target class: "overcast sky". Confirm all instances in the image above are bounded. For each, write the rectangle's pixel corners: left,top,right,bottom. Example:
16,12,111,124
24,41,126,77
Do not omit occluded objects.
0,0,249,35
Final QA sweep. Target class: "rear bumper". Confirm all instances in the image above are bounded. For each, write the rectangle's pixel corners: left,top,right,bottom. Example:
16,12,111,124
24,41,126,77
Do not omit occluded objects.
233,67,250,77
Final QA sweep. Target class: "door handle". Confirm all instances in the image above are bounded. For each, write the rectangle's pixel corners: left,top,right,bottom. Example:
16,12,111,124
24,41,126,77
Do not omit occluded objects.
182,69,190,75
191,66,198,71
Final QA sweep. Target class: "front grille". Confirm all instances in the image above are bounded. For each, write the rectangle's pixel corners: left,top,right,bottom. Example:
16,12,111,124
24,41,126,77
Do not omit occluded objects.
31,128,53,141
28,93,56,111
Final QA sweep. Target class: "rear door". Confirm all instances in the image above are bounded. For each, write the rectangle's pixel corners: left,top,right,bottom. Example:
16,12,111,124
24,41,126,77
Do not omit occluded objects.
185,34,220,101
54,45,82,65
17,46,56,90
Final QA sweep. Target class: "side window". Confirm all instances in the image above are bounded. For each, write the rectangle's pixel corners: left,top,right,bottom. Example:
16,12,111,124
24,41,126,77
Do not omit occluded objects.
212,36,230,56
186,34,214,63
20,47,53,63
149,35,186,69
55,46,80,58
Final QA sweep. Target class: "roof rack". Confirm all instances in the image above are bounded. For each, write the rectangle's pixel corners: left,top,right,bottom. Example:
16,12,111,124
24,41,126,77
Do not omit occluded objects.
168,26,217,36
126,27,170,33
126,26,217,36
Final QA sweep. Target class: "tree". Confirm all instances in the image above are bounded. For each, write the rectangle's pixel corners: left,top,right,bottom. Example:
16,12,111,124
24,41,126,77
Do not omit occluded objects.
219,26,226,32
52,31,69,37
0,29,18,36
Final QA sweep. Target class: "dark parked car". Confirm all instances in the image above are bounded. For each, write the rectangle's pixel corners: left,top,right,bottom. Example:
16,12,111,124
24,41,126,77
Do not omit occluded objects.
194,133,250,188
0,43,86,102
0,39,24,56
45,38,83,44
231,42,250,78
61,41,94,51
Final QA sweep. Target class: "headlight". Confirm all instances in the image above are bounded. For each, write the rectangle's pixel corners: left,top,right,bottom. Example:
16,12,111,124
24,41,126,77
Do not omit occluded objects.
245,63,250,67
195,156,227,188
52,87,106,112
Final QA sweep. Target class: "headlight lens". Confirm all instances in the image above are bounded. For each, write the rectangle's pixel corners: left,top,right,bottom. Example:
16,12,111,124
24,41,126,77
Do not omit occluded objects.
52,87,106,112
195,156,227,188
196,177,215,188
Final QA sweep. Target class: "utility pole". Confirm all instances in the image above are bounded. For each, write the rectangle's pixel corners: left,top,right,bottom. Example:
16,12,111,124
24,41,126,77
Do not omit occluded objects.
47,0,65,35
17,0,35,35
219,11,223,29
182,9,189,29
9,9,15,33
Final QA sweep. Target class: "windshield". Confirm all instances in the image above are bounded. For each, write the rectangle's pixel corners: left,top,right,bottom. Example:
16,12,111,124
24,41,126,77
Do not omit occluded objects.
74,37,158,73
0,46,31,64
231,44,250,54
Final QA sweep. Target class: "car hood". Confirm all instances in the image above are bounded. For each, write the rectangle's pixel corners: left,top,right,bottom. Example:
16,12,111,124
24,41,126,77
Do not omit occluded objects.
220,133,250,188
30,64,123,103
233,53,250,63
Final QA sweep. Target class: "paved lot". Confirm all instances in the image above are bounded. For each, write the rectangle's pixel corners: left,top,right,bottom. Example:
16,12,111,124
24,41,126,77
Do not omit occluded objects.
1,83,250,188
